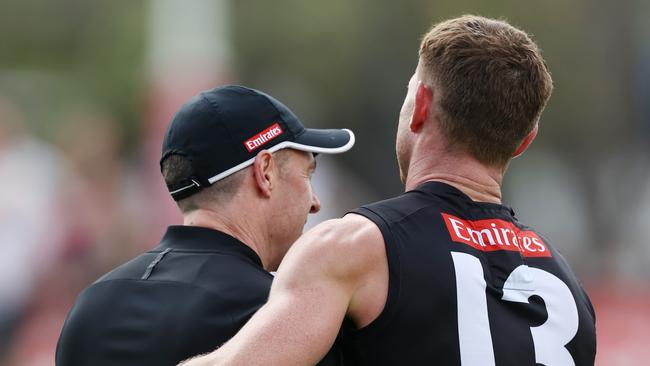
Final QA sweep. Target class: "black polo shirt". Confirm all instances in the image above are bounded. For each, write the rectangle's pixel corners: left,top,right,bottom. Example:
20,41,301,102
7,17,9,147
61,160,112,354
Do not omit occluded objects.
56,226,341,366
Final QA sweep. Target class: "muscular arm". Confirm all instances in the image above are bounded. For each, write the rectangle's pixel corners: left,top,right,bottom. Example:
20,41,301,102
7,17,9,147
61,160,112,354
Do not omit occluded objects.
179,214,387,366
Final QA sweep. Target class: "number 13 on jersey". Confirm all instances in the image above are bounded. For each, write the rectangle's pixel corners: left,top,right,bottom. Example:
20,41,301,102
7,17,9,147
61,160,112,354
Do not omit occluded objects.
451,252,579,366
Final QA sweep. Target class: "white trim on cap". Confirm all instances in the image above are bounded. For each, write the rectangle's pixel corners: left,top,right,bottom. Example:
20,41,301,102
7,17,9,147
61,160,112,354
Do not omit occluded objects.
207,129,355,184
169,179,201,196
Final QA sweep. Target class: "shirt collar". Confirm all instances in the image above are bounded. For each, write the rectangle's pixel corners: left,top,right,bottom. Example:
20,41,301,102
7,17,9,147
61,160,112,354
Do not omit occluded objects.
412,180,516,217
155,225,264,268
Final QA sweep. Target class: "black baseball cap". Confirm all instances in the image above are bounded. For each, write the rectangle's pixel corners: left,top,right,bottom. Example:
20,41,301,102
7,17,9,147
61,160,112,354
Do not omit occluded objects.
161,85,355,200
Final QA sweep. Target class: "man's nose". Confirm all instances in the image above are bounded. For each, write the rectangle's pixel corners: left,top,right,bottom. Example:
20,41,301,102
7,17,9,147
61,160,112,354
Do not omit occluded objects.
310,192,321,214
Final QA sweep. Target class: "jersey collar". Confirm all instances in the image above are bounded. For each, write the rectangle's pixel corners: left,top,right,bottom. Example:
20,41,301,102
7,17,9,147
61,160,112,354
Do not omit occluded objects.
413,181,516,217
155,225,264,268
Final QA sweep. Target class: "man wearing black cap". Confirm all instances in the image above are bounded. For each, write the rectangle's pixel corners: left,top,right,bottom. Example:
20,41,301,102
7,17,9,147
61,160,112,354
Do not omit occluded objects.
181,16,596,366
55,85,354,366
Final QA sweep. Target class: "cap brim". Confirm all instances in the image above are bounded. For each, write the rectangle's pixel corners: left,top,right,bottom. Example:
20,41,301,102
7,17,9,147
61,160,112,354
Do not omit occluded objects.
207,128,354,185
286,128,355,154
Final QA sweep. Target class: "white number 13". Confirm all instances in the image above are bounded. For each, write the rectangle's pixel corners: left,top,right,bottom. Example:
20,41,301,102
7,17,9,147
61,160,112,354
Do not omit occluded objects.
451,252,579,366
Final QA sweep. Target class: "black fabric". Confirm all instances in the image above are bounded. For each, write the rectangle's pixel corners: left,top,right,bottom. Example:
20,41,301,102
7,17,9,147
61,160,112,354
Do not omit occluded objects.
342,181,596,366
56,226,343,366
161,86,295,192
294,128,353,149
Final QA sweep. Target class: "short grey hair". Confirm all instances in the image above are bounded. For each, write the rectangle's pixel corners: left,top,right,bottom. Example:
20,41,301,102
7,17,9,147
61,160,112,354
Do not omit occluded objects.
161,154,245,213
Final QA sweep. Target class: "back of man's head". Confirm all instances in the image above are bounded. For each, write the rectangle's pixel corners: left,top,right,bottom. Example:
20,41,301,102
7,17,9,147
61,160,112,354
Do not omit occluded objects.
418,15,553,166
161,153,245,213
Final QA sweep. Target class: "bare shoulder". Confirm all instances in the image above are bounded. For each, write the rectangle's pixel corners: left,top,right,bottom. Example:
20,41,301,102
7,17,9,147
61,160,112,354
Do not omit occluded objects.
272,213,388,327
275,213,386,287
308,213,382,249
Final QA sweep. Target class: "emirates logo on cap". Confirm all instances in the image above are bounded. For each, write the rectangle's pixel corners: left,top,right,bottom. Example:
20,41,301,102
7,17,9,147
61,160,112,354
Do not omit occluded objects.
244,123,284,152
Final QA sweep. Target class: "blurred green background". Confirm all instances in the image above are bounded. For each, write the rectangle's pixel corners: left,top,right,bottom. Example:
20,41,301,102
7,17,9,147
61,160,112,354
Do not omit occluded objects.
1,0,648,364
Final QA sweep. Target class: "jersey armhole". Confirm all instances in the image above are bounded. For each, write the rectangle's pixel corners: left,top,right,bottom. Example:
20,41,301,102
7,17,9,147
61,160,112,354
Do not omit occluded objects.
346,207,401,336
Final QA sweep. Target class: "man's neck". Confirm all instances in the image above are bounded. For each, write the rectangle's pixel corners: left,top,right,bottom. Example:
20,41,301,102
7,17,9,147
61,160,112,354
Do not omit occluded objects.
183,208,271,268
404,151,504,204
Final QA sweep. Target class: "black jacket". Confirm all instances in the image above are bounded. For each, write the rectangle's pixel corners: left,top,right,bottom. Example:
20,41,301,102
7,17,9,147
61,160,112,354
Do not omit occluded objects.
56,226,341,366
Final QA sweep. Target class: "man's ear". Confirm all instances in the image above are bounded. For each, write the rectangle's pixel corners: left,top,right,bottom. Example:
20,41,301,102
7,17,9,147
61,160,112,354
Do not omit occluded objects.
411,81,433,132
513,124,538,158
252,150,274,197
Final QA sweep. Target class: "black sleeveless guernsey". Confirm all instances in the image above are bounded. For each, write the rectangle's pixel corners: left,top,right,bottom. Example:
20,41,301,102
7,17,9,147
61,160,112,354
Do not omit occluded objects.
341,181,596,366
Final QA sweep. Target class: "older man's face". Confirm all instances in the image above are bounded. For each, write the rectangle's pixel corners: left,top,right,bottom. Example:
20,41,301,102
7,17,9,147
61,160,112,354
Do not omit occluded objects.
267,149,320,270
